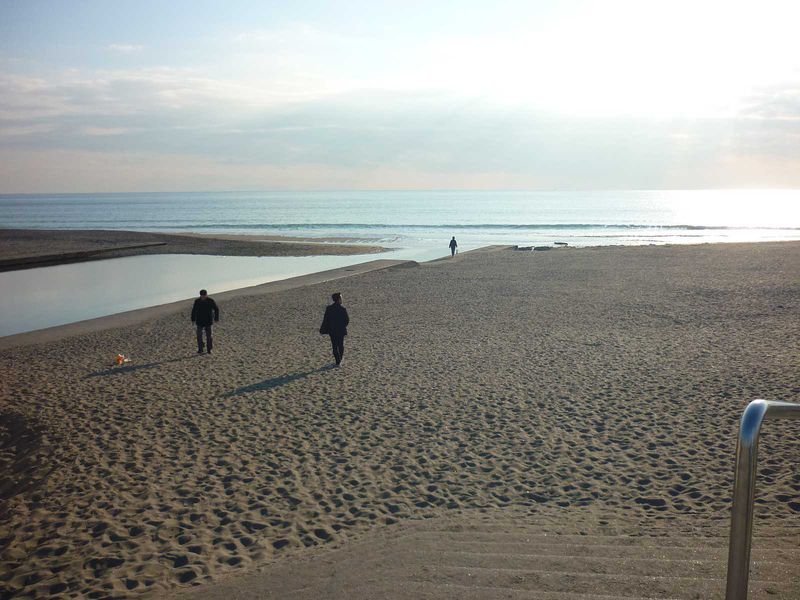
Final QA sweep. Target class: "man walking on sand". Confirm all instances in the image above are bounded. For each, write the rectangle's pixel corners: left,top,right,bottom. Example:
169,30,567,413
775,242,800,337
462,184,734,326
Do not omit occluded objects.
449,236,458,257
191,289,219,354
319,292,349,366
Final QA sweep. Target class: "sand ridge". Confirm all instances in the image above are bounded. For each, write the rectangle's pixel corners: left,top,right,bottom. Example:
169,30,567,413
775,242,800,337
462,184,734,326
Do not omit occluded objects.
0,242,799,598
0,229,388,271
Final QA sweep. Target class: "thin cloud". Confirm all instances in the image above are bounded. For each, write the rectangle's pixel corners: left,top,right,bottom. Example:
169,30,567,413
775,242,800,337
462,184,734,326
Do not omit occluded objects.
741,83,800,121
108,44,144,53
0,123,55,137
232,23,355,48
0,65,333,125
1,70,797,180
82,127,132,136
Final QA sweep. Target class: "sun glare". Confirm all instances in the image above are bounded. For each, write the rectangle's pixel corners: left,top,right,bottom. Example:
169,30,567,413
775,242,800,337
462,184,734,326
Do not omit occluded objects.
395,1,800,119
660,190,800,228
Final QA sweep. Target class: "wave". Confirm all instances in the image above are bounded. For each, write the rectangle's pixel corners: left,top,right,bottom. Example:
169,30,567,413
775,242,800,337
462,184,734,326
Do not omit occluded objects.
140,223,800,231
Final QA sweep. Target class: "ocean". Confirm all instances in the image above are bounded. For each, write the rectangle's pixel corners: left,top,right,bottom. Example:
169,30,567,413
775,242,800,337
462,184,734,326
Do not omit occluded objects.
2,189,800,250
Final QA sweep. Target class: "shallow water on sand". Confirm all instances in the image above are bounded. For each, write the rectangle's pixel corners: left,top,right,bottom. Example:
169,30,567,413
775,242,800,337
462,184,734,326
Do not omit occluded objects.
0,250,438,337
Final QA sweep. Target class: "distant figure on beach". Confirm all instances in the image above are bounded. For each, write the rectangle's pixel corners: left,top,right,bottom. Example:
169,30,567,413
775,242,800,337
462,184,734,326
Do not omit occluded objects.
319,292,349,366
449,236,458,257
191,289,219,354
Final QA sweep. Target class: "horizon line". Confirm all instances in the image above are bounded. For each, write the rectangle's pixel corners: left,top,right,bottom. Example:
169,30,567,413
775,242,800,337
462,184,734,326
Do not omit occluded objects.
2,187,799,197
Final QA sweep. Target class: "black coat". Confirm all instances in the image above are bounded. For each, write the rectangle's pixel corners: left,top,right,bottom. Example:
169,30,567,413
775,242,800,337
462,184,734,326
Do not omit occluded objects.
320,304,349,337
191,297,219,326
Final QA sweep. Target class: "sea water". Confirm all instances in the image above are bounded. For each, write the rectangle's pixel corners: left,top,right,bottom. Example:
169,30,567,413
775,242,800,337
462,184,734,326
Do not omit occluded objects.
2,189,799,249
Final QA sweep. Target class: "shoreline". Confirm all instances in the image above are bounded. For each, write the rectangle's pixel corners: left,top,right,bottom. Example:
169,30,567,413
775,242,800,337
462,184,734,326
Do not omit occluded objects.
0,228,390,272
0,259,418,351
0,240,794,344
1,241,798,598
168,231,393,245
1,238,795,351
6,226,800,273
0,245,509,348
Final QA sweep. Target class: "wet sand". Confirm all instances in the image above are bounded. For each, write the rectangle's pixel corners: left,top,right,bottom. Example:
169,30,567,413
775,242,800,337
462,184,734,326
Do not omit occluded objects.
0,242,798,598
0,229,387,271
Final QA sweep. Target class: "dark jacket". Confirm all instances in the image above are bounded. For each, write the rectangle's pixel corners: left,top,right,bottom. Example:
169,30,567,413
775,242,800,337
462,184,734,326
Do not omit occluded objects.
191,297,219,326
320,303,349,337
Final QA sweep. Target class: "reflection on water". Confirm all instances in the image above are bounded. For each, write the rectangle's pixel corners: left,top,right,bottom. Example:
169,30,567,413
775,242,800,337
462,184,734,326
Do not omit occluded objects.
0,253,419,337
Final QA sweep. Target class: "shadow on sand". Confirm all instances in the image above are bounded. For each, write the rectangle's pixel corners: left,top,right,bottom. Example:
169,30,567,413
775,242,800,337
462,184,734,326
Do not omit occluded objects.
0,412,56,506
86,354,198,378
223,365,336,398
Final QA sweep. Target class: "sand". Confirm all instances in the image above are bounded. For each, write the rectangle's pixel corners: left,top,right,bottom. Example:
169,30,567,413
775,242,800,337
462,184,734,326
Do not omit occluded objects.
1,241,799,599
0,229,388,271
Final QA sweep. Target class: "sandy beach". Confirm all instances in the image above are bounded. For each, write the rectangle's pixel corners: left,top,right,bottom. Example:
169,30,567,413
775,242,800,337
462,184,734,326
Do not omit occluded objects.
1,241,799,599
0,229,387,271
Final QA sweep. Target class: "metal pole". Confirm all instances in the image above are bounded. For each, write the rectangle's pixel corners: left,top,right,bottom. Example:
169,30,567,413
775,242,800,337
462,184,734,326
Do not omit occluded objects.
725,400,767,600
725,400,800,600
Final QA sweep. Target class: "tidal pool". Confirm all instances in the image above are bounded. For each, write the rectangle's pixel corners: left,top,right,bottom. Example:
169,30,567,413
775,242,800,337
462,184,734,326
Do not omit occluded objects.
0,253,389,337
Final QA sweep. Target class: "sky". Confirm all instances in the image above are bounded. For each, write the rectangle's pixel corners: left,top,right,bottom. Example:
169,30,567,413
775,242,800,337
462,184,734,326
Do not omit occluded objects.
1,0,799,192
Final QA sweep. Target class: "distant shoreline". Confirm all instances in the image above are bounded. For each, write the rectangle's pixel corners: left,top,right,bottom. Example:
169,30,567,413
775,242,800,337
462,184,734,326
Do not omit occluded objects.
0,228,389,272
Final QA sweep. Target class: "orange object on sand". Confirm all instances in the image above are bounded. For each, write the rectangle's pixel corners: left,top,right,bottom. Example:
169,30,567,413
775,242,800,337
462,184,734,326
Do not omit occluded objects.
115,354,130,365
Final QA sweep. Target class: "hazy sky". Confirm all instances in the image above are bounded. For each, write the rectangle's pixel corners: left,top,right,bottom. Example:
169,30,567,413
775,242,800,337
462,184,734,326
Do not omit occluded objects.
1,0,799,192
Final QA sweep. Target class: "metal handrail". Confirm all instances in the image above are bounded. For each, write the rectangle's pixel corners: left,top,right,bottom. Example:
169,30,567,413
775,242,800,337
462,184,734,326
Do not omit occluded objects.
725,399,800,600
